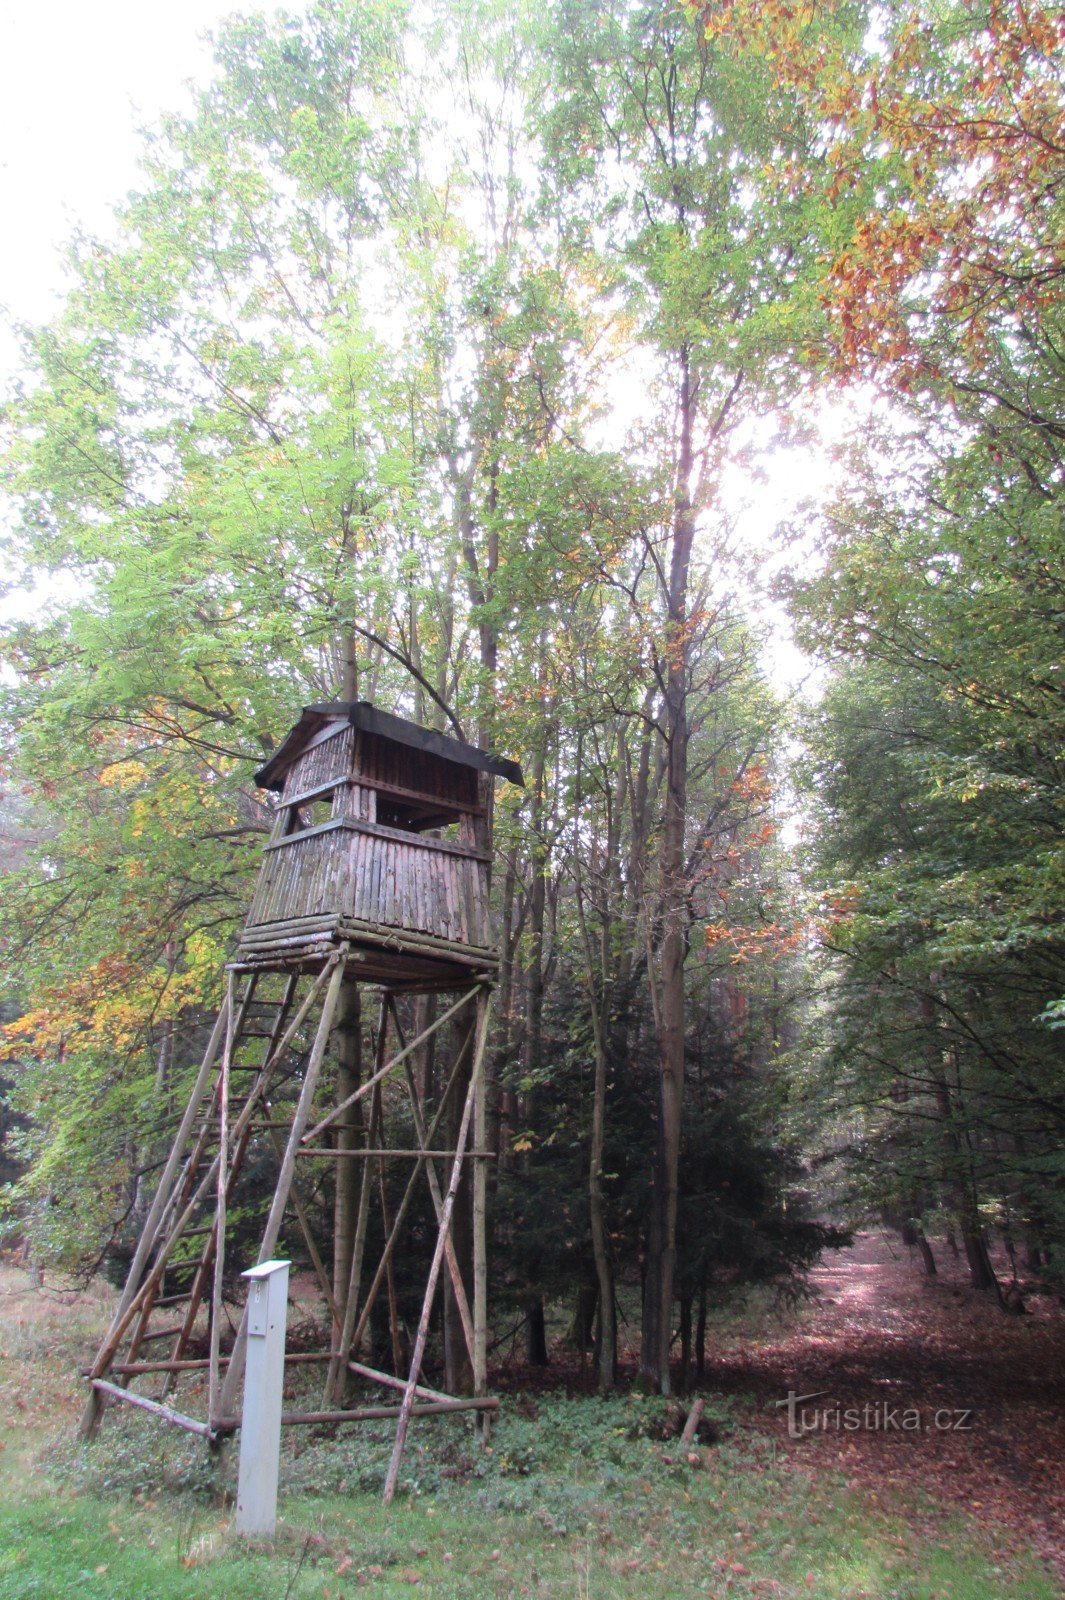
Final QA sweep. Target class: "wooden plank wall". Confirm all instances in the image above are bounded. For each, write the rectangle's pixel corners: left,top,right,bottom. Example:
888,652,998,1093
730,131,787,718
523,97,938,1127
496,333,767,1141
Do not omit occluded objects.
243,718,491,949
246,831,348,926
356,732,478,808
345,830,488,947
285,724,353,796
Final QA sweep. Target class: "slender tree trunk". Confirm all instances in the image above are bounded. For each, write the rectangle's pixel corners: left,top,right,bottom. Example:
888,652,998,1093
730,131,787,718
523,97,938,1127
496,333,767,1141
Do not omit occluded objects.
524,1298,549,1365
566,1283,598,1349
926,1011,1002,1301
678,1293,693,1394
694,1276,708,1384
640,356,697,1394
572,735,618,1392
588,1024,617,1390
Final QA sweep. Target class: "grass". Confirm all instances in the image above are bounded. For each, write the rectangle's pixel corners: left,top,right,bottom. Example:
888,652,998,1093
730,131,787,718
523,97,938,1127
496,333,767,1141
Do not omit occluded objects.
0,1267,1057,1600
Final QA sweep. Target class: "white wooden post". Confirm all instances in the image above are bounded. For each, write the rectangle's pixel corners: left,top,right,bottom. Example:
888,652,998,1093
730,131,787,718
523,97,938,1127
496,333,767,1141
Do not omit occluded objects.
234,1259,290,1538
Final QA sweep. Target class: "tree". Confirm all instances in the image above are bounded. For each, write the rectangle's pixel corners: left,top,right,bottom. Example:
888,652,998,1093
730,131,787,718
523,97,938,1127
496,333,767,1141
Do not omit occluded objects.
543,0,831,1389
692,0,1064,1281
1,0,840,1369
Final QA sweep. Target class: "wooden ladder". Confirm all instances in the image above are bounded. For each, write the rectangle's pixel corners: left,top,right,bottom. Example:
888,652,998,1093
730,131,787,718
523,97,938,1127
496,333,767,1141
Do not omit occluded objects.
78,950,495,1500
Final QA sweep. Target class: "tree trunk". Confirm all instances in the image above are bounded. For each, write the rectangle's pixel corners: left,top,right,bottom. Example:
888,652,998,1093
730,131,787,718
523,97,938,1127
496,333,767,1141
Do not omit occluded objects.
572,736,618,1393
640,355,697,1394
588,1020,617,1391
524,1297,549,1366
694,1276,708,1384
566,1282,598,1349
960,1222,1000,1294
678,1293,693,1394
926,1001,1003,1302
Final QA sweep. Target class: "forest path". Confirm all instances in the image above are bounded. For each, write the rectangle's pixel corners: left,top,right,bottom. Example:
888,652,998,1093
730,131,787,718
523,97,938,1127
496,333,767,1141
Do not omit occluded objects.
710,1231,1065,1581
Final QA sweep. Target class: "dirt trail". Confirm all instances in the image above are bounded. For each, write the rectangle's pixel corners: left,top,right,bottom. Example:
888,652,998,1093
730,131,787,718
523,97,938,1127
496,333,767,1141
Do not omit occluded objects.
709,1232,1065,1581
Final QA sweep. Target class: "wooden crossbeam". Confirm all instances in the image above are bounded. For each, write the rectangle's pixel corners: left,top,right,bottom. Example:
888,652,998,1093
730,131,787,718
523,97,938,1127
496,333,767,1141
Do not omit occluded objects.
91,1379,214,1438
214,1397,498,1433
384,990,491,1503
217,952,349,1421
303,984,483,1144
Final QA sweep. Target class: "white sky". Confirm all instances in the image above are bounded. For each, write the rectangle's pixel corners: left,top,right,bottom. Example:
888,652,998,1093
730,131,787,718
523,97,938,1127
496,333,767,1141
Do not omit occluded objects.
0,0,270,343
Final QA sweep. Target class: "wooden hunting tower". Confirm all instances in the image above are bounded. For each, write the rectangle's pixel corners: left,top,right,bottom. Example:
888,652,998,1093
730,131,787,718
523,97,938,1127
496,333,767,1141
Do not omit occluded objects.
238,701,521,984
81,702,522,1502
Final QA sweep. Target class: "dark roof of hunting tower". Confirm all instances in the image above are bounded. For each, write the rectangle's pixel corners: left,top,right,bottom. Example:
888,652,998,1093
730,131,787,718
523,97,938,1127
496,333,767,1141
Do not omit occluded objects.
253,701,524,792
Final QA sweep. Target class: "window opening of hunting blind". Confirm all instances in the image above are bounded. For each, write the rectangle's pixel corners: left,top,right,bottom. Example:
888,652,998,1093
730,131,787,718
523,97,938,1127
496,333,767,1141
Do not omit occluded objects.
271,726,478,845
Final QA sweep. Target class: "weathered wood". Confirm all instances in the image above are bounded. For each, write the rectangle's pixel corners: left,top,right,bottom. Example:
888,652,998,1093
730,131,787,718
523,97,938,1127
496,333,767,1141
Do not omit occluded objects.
383,997,491,1503
680,1398,705,1448
395,1005,477,1370
473,989,489,1413
208,970,236,1425
78,998,231,1438
91,1380,215,1438
265,1126,341,1330
303,984,483,1144
215,1397,499,1433
217,953,348,1420
263,817,347,853
346,1360,450,1404
338,1029,476,1365
325,1006,385,1404
298,1147,495,1158
163,972,308,1397
339,917,496,960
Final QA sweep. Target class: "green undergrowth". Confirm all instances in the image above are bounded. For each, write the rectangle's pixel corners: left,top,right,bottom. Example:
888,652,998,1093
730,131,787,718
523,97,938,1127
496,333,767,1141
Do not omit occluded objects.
0,1278,1057,1599
1,1393,1058,1600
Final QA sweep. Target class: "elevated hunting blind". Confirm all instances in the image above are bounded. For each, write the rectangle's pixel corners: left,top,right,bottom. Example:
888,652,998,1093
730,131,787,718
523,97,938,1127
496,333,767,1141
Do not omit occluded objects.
81,702,522,1502
239,701,521,983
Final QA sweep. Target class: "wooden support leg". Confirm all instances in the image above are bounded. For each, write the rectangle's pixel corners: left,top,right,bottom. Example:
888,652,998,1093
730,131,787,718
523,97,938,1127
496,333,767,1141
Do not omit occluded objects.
217,953,348,1421
473,989,489,1427
208,970,237,1424
400,1045,476,1367
79,996,231,1438
324,1017,384,1404
375,1115,404,1377
334,1025,475,1372
383,993,490,1504
331,970,364,1349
